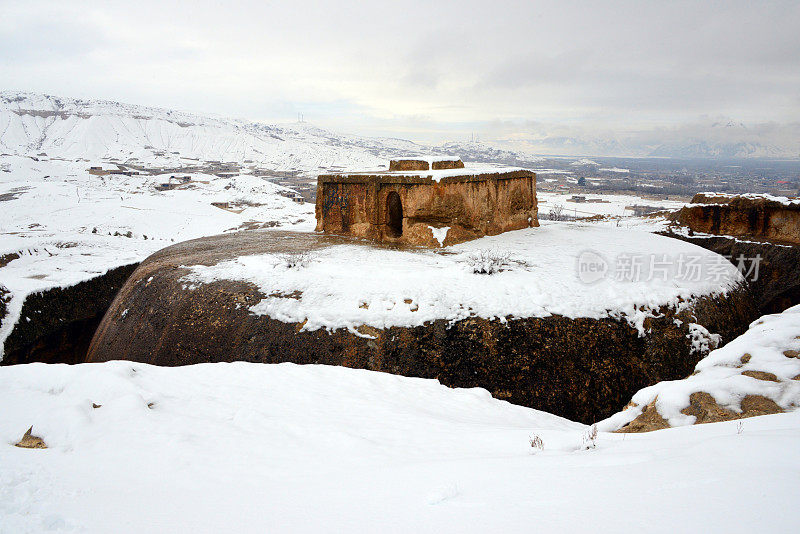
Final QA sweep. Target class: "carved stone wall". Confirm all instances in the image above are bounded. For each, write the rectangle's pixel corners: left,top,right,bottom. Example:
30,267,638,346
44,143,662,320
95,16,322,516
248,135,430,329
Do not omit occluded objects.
315,169,538,246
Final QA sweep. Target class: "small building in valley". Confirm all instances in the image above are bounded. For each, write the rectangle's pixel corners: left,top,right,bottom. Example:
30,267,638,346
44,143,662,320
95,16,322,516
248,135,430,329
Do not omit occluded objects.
315,157,538,247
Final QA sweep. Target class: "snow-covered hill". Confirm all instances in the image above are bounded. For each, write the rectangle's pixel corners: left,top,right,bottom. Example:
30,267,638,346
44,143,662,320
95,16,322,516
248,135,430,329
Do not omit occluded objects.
0,153,316,357
0,91,430,172
2,360,799,533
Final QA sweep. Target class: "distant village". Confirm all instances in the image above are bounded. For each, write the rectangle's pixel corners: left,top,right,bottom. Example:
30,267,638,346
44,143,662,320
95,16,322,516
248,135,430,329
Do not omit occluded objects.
84,152,799,214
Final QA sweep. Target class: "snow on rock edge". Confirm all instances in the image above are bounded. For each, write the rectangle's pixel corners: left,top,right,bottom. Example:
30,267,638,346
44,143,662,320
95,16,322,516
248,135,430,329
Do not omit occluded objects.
599,304,800,432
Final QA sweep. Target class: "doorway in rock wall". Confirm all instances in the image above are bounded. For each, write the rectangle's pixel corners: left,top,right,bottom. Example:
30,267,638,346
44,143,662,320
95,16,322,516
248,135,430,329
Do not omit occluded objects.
386,191,403,237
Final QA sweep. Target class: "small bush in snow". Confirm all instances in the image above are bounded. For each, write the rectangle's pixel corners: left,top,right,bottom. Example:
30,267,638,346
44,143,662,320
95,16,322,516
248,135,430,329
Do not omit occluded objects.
581,424,598,450
465,250,512,275
548,203,565,221
278,252,312,269
529,433,544,451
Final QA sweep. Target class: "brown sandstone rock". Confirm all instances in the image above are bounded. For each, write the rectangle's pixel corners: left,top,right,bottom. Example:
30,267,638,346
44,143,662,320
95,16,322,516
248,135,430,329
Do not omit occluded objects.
740,394,783,415
741,370,780,382
620,391,784,432
389,159,430,171
677,193,800,245
431,159,465,170
679,392,735,424
617,399,670,433
15,426,47,449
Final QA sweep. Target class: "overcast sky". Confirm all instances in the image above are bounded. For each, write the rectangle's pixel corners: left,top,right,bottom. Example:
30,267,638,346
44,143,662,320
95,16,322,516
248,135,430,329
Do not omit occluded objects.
1,0,798,145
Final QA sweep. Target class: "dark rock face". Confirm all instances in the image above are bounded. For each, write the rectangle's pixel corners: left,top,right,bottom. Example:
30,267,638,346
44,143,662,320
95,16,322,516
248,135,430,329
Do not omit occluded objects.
87,230,757,424
1,263,138,365
0,284,10,327
662,232,800,314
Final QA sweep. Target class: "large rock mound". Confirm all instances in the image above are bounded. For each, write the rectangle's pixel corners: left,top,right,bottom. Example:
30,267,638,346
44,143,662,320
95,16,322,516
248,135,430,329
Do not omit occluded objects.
87,228,757,423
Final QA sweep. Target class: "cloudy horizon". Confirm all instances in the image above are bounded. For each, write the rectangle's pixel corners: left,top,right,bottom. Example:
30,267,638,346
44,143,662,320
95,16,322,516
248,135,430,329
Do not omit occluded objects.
2,0,798,153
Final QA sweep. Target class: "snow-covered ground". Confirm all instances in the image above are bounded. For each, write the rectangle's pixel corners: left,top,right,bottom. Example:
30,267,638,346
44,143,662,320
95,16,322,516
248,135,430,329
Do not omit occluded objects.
0,155,314,358
601,304,800,431
184,223,742,336
1,361,798,533
2,90,799,532
538,191,687,218
0,90,553,357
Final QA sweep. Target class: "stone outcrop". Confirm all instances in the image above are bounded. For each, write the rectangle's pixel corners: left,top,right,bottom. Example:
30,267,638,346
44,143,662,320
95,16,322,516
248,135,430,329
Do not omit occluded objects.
678,193,800,245
618,393,785,433
606,302,800,432
14,426,47,449
86,230,757,424
1,263,139,365
315,161,538,247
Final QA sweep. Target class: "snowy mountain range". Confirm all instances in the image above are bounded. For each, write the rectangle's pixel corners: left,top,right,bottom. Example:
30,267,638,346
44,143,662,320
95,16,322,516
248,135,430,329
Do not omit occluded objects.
1,91,552,172
3,91,798,166
493,121,800,160
0,91,410,172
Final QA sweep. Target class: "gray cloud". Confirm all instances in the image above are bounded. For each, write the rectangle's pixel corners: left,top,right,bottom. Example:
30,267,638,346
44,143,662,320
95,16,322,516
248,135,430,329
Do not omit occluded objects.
0,0,797,150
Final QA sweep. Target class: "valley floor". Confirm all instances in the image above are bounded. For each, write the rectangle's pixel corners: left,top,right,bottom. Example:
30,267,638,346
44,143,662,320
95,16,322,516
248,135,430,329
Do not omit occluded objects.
1,361,798,533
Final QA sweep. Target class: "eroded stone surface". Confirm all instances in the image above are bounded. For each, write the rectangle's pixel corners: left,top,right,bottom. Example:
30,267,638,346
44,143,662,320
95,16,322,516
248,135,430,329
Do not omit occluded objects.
15,426,47,449
678,193,800,245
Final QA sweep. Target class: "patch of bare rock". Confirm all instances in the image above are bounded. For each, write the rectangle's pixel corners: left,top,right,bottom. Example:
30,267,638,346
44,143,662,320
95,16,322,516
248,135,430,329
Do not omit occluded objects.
15,426,47,449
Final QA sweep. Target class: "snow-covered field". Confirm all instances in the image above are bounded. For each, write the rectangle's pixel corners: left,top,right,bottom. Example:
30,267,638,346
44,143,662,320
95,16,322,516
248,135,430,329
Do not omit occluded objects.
1,361,798,533
0,155,314,357
538,191,687,218
185,223,742,336
0,90,544,357
2,89,799,532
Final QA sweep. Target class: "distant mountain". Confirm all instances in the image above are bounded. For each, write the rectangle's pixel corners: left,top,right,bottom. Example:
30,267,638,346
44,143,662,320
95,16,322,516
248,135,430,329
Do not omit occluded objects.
3,91,797,166
439,140,545,166
0,91,437,172
647,140,791,159
492,121,800,160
